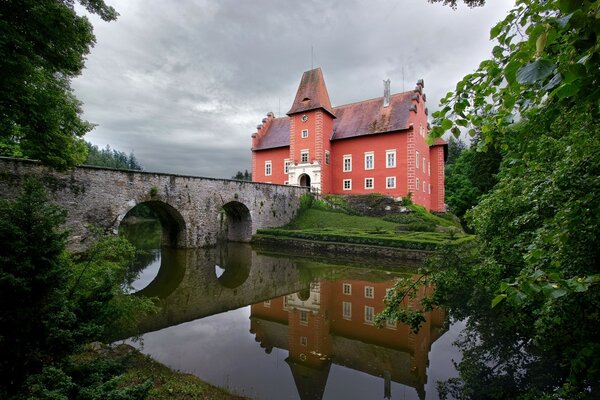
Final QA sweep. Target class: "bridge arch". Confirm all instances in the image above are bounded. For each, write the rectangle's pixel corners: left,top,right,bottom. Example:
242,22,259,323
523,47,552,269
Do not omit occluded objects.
219,200,252,242
122,200,186,248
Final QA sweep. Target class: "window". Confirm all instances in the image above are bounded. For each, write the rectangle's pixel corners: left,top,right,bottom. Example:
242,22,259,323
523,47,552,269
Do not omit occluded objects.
415,151,419,167
284,160,291,174
343,283,352,295
300,336,308,346
420,124,425,137
300,150,309,163
423,157,426,172
364,152,374,170
265,161,272,176
416,178,420,191
365,178,374,190
325,150,330,165
365,286,374,299
343,301,352,319
300,310,308,325
364,306,375,324
386,150,396,168
386,176,396,189
428,162,431,176
429,184,432,194
343,179,352,191
386,319,397,329
343,155,352,172
301,129,308,138
423,180,426,192
264,300,271,307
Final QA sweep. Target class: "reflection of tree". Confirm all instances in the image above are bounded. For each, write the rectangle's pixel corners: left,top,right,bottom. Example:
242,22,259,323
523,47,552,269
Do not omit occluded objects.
119,219,161,285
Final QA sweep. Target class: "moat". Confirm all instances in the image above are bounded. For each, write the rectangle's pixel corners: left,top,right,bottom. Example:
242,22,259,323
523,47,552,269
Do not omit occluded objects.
120,220,463,400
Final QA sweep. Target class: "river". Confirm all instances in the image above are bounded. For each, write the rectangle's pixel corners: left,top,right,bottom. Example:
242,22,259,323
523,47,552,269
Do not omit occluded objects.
119,220,464,400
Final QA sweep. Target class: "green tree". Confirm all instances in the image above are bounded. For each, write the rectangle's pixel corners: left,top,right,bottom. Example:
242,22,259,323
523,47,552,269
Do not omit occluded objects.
382,0,600,397
232,169,252,181
0,1,118,170
84,142,143,170
445,136,467,166
0,179,153,398
445,136,501,221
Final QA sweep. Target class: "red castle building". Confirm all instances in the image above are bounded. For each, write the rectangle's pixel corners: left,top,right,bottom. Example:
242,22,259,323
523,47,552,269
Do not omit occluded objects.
251,68,447,211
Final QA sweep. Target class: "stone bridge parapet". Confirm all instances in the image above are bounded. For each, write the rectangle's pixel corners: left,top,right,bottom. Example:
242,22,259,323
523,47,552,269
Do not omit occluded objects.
0,157,308,252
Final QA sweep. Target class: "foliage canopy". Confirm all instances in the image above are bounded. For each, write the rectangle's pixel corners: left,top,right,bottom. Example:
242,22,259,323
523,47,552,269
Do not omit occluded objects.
0,0,118,169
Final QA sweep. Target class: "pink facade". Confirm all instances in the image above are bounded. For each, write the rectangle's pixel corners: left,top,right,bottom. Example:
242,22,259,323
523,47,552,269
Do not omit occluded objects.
251,68,447,211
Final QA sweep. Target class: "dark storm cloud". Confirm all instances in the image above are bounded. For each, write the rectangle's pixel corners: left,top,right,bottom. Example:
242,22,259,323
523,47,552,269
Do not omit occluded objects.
73,0,513,178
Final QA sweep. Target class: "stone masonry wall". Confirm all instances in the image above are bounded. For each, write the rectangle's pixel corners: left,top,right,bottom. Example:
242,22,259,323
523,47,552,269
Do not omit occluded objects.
0,157,308,252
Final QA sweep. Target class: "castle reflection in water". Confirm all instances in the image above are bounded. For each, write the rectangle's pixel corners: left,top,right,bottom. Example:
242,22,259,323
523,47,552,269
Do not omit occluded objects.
250,277,446,400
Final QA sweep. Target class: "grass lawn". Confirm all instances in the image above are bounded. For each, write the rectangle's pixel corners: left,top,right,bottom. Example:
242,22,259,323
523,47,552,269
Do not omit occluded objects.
257,207,472,251
74,343,248,400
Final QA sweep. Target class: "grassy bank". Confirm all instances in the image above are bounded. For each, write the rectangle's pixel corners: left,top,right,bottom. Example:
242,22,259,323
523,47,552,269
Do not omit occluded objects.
75,343,247,400
255,197,472,251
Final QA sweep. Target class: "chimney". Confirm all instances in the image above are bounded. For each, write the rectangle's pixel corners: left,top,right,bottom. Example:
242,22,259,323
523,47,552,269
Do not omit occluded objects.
383,79,391,107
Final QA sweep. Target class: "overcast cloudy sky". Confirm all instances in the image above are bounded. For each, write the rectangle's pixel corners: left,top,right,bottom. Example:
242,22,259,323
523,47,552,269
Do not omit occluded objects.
72,0,513,178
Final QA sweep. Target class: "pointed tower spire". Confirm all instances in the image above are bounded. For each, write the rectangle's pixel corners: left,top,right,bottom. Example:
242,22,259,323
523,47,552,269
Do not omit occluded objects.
287,68,336,118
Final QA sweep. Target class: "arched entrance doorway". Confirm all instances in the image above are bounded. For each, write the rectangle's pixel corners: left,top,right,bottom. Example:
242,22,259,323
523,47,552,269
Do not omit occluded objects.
299,174,311,187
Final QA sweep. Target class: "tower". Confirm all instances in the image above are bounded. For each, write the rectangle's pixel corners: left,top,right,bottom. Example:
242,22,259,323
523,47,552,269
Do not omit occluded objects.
286,68,336,193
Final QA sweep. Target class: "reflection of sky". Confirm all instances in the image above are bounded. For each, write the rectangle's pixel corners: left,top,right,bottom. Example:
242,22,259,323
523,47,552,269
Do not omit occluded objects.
127,305,464,400
129,251,161,292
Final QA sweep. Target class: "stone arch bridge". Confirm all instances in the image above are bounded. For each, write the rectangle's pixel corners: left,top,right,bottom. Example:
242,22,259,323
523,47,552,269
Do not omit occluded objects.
0,157,308,252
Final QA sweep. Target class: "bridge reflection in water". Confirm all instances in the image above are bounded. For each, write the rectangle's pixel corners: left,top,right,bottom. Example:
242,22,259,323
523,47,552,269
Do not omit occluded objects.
125,243,448,400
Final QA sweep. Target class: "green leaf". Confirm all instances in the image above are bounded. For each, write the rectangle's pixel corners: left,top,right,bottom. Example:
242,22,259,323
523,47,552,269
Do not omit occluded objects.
491,294,506,308
503,60,521,86
552,82,581,99
516,59,556,84
451,127,461,138
558,0,583,13
490,22,503,40
468,129,477,137
441,119,453,130
456,119,468,127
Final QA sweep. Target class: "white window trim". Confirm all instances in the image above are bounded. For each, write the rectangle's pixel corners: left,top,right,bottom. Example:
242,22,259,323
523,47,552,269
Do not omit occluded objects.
301,129,308,138
386,176,396,189
300,149,309,163
423,157,426,172
365,177,374,190
343,301,352,320
386,149,396,168
343,283,352,295
364,151,374,170
365,286,374,299
265,160,272,176
300,310,308,325
343,179,352,191
364,306,375,325
284,159,291,174
423,180,426,192
416,177,420,191
343,155,352,172
300,336,308,346
415,151,419,168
